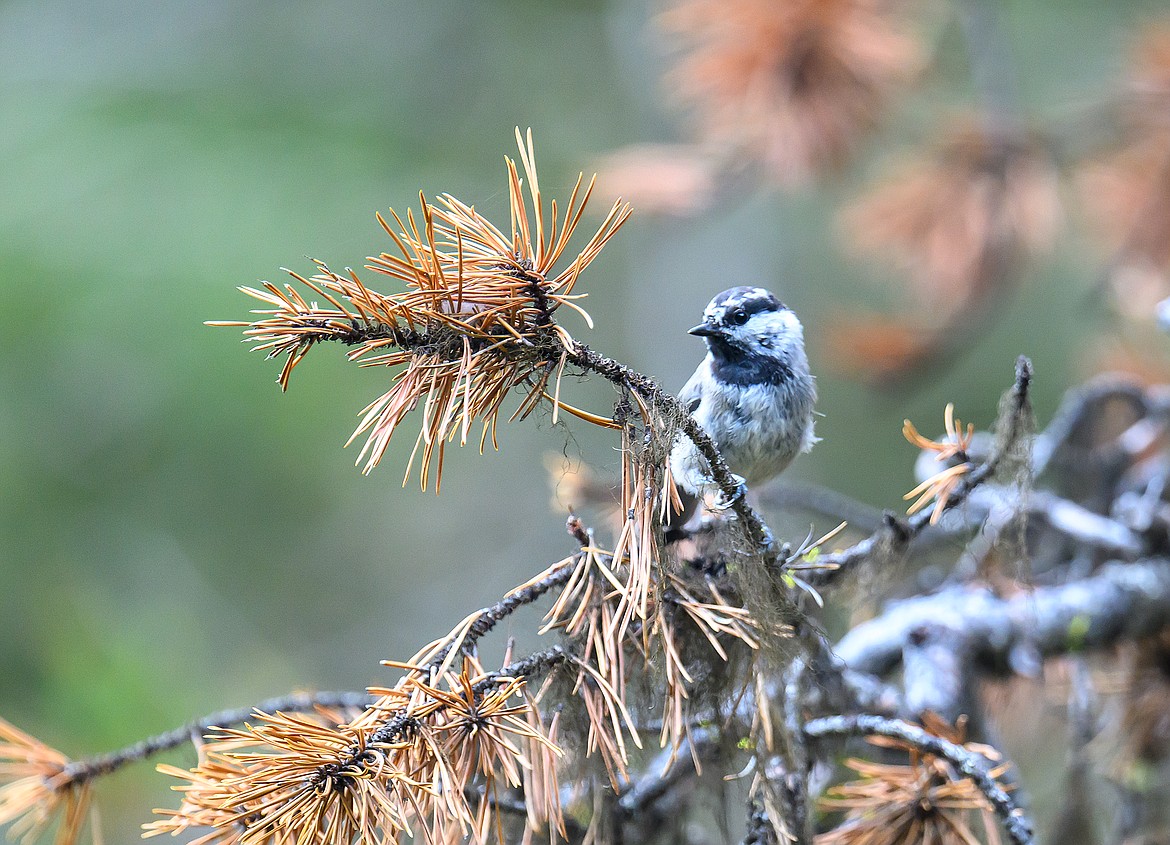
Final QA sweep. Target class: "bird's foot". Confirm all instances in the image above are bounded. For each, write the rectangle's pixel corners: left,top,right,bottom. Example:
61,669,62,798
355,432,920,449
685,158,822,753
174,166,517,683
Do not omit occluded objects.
756,523,775,553
712,475,748,511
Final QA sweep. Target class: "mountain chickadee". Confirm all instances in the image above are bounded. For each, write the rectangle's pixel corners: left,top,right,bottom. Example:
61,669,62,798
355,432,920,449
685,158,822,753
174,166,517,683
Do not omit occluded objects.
667,286,818,538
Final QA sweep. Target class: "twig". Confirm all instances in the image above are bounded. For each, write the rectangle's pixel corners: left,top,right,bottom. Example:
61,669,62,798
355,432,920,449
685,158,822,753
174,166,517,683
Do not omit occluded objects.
479,645,568,689
1026,490,1142,559
61,690,374,786
422,556,577,675
804,714,1034,845
1001,355,1034,454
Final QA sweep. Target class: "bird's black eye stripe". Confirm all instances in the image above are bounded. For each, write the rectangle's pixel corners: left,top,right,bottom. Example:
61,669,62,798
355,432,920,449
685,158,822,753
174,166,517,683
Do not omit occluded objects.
727,309,748,326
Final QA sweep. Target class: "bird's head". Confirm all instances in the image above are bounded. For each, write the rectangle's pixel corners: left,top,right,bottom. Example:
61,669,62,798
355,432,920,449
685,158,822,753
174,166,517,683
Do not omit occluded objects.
689,286,802,363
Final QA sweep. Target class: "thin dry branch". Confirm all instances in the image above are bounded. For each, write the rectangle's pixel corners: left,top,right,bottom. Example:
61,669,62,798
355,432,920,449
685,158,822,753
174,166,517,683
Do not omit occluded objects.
419,555,577,677
215,129,632,486
60,691,373,788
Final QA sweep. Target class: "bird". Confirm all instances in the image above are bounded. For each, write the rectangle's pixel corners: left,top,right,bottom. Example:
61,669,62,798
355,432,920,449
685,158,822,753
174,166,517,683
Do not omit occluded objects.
667,286,818,540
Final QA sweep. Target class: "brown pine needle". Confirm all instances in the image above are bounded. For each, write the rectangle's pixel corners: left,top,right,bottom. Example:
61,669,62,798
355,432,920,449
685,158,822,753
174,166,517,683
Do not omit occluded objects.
904,463,973,524
903,403,975,462
903,403,977,524
150,659,561,845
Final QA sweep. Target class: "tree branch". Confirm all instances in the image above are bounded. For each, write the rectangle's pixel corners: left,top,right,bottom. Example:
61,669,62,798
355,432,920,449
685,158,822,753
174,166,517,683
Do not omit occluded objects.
835,558,1170,676
422,555,577,675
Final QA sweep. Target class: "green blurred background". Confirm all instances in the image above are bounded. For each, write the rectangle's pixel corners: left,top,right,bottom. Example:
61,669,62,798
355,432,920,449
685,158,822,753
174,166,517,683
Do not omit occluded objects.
0,0,1164,838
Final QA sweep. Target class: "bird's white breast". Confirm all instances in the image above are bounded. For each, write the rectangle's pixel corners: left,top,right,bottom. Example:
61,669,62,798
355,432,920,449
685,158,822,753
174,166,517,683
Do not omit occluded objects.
670,356,817,493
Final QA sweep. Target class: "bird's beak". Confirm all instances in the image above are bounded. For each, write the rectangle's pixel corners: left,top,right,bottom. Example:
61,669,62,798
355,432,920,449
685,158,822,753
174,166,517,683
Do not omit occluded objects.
688,322,719,337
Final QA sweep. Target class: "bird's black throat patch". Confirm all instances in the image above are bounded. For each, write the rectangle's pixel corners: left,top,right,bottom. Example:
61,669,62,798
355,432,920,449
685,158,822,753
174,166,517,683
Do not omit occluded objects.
708,339,793,386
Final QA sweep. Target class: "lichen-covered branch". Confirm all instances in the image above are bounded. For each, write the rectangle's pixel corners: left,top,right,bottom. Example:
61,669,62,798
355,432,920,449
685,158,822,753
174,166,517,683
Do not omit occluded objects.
836,557,1170,676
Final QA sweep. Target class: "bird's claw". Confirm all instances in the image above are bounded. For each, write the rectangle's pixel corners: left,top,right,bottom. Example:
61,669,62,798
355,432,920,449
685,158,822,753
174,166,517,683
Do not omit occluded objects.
757,524,776,554
712,475,748,511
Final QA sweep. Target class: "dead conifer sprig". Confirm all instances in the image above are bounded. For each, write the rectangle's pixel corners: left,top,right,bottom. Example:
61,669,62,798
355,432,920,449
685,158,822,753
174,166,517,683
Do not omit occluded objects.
659,0,921,186
149,710,423,845
142,595,572,845
808,714,1030,845
0,718,93,845
213,128,631,485
150,652,568,845
903,402,977,524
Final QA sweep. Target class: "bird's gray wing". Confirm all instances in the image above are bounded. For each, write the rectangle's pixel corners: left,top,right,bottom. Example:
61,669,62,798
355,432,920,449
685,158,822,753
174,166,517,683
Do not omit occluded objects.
667,367,705,538
677,366,704,416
